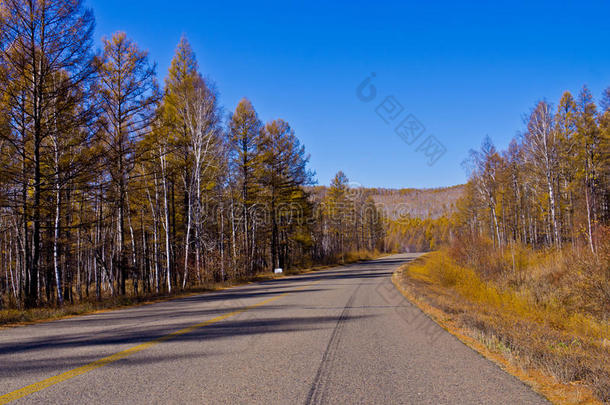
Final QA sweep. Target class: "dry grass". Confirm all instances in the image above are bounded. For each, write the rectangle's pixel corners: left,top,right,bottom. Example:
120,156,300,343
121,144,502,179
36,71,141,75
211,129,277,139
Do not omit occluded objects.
0,249,382,328
396,240,609,404
0,285,223,328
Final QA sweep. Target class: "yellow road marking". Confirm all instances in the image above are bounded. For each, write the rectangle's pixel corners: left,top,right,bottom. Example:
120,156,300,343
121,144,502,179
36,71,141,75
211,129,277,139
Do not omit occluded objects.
0,282,315,404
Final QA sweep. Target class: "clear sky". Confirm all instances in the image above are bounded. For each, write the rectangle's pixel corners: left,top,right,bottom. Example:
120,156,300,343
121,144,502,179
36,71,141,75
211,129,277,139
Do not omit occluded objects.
87,0,610,188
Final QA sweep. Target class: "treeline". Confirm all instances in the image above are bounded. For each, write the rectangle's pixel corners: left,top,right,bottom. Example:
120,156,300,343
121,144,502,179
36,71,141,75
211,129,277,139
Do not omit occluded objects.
309,172,386,259
384,86,609,255
0,0,384,308
459,86,609,251
416,87,610,402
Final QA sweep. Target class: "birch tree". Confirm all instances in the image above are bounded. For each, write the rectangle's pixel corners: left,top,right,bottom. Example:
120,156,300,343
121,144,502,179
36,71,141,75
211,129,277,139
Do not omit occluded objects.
467,137,503,248
523,101,561,247
161,37,222,288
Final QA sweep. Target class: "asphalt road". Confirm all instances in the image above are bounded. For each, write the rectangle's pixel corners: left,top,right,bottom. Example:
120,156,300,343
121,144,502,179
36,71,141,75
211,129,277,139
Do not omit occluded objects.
0,254,548,404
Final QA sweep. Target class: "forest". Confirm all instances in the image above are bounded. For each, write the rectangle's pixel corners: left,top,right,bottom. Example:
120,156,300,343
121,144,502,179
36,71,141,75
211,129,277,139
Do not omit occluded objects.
460,87,608,253
0,0,385,309
393,87,609,401
386,86,609,257
1,1,608,403
0,0,607,324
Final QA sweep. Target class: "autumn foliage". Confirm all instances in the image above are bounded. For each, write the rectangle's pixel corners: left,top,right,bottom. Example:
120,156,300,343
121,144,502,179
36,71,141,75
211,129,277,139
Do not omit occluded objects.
0,3,385,310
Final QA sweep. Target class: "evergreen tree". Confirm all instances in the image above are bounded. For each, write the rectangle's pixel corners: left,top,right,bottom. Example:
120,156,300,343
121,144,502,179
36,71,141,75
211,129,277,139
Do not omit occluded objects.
575,86,601,252
95,32,159,294
228,98,263,273
260,119,313,270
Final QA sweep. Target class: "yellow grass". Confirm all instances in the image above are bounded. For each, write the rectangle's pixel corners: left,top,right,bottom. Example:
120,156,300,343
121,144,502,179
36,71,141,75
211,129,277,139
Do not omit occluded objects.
398,248,609,403
408,252,608,339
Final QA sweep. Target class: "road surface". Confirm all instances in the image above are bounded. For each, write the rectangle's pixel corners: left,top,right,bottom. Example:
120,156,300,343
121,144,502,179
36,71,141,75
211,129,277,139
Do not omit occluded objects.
0,254,547,404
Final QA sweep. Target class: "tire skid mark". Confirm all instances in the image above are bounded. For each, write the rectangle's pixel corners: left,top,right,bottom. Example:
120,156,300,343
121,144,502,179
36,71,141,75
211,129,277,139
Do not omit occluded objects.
305,283,361,405
0,281,321,405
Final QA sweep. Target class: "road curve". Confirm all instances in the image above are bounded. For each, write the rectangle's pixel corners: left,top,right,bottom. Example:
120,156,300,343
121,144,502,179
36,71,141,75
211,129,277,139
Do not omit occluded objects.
0,254,548,404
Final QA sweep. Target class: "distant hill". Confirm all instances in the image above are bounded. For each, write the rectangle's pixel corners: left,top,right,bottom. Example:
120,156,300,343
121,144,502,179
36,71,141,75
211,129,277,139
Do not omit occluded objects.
368,185,465,219
308,184,465,219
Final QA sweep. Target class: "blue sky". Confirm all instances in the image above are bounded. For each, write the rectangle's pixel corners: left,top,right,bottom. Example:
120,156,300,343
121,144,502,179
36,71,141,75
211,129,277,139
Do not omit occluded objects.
87,0,610,188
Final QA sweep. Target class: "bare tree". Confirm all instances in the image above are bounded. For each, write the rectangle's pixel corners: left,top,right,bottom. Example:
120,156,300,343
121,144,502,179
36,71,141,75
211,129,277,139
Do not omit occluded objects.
0,0,95,306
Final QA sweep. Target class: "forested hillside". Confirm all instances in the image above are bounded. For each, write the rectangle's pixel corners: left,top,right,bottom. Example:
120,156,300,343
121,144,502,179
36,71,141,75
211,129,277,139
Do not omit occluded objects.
0,1,385,309
310,184,464,253
369,185,464,219
372,186,463,252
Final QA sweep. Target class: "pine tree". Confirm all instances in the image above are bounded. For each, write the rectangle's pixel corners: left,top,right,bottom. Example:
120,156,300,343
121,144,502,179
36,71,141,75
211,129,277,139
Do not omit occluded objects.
260,119,313,270
228,98,263,274
598,87,610,223
575,86,601,252
95,32,159,295
0,8,385,309
555,92,578,244
459,87,609,254
326,171,350,259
